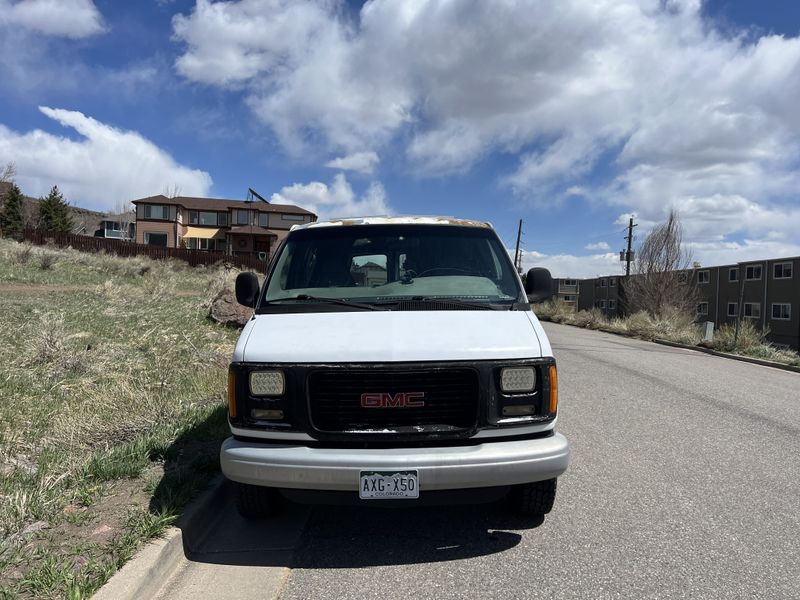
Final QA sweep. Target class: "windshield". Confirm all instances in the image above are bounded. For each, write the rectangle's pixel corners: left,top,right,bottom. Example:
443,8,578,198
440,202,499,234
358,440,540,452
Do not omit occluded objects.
261,224,523,308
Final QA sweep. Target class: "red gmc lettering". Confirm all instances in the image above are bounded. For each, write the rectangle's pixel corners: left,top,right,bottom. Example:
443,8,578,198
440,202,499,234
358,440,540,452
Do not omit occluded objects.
360,392,425,408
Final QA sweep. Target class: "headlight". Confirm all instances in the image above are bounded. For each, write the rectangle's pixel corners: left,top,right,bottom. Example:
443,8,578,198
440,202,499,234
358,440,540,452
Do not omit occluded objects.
500,367,536,393
249,370,285,396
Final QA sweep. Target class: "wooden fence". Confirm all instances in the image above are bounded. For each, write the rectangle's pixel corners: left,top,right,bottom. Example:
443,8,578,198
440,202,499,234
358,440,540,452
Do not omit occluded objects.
21,228,270,271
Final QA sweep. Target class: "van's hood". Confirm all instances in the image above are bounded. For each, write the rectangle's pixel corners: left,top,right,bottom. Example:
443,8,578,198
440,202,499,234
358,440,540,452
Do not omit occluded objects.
234,310,550,363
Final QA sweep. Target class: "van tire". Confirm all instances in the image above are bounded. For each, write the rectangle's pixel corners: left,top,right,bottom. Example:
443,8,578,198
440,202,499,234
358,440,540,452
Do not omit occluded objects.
235,483,280,519
507,478,557,517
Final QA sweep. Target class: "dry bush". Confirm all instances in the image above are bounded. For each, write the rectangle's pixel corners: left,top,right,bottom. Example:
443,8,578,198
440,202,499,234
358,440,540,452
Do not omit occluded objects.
713,321,766,352
12,244,33,265
23,313,91,376
37,252,58,271
568,308,606,329
533,299,573,323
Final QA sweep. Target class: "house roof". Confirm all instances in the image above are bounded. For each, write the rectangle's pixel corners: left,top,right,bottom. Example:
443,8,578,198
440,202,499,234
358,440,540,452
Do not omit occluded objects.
132,194,315,216
228,225,277,236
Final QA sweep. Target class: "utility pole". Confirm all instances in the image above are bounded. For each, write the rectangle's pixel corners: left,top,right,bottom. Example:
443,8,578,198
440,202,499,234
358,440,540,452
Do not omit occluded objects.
623,217,637,277
514,219,523,273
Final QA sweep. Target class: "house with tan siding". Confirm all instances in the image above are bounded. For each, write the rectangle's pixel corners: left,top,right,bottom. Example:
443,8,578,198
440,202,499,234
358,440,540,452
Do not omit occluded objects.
132,195,316,259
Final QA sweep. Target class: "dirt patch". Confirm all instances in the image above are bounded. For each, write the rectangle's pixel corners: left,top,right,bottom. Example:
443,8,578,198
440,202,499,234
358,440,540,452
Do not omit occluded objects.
0,474,156,591
0,284,200,297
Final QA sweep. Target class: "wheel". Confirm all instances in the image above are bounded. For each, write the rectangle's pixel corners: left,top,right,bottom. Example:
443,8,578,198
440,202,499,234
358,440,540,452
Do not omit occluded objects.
507,478,557,517
235,483,281,519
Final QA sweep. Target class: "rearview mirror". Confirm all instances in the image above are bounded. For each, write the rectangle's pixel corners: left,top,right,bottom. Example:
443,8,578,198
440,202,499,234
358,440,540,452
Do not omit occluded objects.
235,272,260,308
524,267,553,303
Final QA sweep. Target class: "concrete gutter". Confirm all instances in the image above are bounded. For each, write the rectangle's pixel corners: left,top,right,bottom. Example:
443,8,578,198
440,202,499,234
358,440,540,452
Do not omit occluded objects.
93,475,229,600
652,338,800,374
539,317,800,375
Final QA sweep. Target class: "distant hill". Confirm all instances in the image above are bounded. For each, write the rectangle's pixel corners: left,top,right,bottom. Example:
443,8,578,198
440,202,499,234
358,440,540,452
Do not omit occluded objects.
0,182,108,235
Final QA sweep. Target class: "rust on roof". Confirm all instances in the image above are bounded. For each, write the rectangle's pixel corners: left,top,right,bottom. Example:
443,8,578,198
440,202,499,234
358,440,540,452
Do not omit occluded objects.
295,215,492,230
131,194,315,216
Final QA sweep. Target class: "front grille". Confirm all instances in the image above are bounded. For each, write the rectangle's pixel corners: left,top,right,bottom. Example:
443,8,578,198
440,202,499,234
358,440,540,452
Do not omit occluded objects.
308,368,479,434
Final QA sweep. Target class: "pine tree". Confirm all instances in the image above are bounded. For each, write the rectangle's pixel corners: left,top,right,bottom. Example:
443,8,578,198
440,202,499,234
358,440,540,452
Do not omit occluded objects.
0,184,26,238
37,186,73,233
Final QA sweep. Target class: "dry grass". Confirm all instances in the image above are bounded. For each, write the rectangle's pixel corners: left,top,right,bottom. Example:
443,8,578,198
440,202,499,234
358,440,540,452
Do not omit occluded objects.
534,299,800,367
0,238,244,598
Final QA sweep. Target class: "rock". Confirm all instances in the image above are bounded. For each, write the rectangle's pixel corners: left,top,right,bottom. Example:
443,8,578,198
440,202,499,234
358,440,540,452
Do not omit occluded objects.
9,455,37,476
91,524,113,537
22,521,49,535
209,286,253,328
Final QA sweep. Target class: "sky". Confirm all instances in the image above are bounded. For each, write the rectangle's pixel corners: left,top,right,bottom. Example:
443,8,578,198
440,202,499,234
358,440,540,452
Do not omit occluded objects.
1,0,799,278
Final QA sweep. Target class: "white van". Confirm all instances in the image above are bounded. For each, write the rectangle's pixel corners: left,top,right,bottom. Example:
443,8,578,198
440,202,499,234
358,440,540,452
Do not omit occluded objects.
222,216,570,518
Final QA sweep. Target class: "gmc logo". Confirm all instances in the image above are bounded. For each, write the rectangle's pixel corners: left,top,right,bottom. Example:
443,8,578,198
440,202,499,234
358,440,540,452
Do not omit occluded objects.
360,392,425,408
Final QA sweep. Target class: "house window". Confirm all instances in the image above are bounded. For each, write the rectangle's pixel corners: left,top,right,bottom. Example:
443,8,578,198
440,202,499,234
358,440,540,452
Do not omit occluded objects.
609,299,616,309
596,300,606,308
236,210,249,225
143,204,169,220
144,232,168,247
697,270,710,284
563,295,576,302
600,279,607,287
258,213,269,227
774,262,793,279
562,279,577,287
189,211,222,226
218,212,228,226
727,302,738,317
743,302,761,318
281,214,306,221
609,277,616,287
771,303,791,320
745,265,762,280
729,267,738,282
696,302,708,316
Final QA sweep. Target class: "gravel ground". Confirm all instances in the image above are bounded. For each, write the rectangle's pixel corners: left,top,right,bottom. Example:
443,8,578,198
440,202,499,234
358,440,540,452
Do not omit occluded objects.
279,322,800,600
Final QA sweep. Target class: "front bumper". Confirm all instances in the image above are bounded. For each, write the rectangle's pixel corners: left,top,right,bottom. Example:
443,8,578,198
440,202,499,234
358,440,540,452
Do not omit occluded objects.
221,433,570,492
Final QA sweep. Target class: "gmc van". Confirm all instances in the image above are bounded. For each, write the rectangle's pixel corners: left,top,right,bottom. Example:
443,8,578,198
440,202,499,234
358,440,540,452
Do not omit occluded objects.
222,216,570,518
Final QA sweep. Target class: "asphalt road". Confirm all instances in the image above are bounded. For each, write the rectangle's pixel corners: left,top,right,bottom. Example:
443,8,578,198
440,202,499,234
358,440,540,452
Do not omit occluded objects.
164,323,800,599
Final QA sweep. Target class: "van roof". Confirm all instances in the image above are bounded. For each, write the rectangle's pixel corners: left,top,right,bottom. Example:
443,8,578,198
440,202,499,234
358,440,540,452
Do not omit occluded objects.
291,215,492,231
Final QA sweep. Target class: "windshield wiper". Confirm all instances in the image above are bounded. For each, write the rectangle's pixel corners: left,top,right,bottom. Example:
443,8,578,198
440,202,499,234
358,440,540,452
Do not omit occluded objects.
375,296,508,310
265,294,388,311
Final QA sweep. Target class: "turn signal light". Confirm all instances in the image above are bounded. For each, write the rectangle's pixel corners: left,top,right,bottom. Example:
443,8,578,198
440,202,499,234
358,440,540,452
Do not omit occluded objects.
227,370,237,418
548,365,558,414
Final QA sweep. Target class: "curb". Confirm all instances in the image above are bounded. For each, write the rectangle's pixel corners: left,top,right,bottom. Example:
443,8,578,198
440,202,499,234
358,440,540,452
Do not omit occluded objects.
652,338,800,374
93,475,228,600
540,318,800,375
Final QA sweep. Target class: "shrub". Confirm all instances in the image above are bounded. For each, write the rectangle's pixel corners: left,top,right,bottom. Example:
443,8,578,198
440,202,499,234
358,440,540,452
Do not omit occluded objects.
533,299,574,323
568,308,606,329
713,321,767,352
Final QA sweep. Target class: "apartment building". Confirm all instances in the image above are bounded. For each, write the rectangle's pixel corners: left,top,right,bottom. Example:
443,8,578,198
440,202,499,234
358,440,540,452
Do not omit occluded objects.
693,257,799,349
563,256,799,350
132,195,316,259
554,278,580,309
576,275,622,318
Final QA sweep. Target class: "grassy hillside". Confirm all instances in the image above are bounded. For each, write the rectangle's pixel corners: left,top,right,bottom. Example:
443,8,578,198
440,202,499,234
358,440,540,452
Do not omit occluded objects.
0,239,242,599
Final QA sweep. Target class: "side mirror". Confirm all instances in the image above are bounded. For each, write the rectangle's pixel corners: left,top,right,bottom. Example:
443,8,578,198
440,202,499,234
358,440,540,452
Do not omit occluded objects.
235,272,260,308
524,267,553,303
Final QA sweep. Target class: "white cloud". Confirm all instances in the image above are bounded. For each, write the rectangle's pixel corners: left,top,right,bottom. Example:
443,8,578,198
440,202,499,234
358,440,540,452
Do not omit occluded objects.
0,107,212,211
518,249,622,279
0,0,105,38
585,242,610,251
270,173,391,221
325,151,379,175
171,0,800,262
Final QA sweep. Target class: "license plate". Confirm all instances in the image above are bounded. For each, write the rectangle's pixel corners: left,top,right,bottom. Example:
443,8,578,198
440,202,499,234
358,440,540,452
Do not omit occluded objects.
359,470,419,499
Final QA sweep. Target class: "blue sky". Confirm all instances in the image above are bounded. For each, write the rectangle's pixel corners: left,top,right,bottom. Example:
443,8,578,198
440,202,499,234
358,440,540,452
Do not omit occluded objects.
1,0,799,277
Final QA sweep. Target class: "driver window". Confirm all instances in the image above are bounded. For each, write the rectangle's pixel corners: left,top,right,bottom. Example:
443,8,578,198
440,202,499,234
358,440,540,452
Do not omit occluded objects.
351,254,388,287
